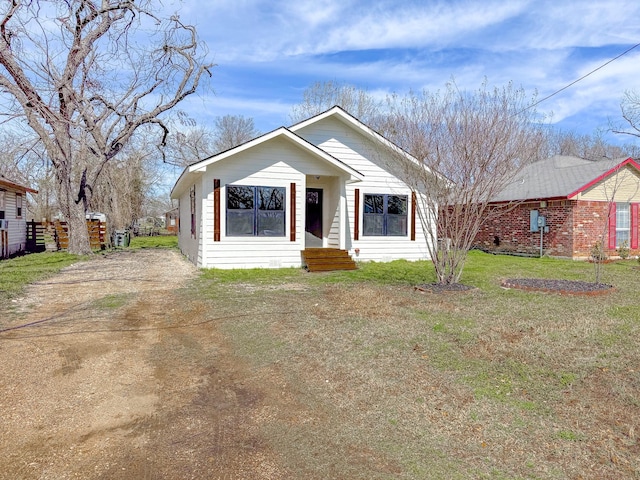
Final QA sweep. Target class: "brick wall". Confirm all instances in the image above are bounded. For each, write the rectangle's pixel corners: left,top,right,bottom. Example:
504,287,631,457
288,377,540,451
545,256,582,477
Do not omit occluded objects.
474,201,574,256
475,199,640,259
572,201,609,257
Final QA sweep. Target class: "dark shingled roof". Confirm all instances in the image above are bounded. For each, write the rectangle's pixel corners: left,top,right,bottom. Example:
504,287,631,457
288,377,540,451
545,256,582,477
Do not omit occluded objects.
493,155,629,202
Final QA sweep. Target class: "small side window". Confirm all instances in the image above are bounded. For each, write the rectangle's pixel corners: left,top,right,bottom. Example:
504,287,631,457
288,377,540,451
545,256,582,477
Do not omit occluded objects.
16,193,23,218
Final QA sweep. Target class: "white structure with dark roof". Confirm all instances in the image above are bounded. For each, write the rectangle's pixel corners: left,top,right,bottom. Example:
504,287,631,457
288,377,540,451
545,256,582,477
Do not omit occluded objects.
0,176,38,258
171,106,435,269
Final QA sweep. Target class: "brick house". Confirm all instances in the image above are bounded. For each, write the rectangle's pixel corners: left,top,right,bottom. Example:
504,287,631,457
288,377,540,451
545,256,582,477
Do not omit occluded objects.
474,155,640,259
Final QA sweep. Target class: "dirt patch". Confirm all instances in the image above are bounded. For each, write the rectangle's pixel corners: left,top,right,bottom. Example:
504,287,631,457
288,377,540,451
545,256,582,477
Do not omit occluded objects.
0,249,290,479
501,277,614,295
414,283,477,293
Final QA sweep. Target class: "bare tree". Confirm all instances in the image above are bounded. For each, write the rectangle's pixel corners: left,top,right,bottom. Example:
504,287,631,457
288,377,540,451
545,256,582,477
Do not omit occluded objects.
0,130,55,221
384,81,545,284
539,128,632,161
164,125,218,167
614,90,640,140
88,141,155,231
289,81,381,126
213,115,259,153
0,0,213,254
163,115,258,167
588,160,640,283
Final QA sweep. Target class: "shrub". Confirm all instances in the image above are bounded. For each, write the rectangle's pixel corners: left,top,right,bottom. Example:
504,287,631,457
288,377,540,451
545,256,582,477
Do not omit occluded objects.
618,239,630,260
590,241,608,262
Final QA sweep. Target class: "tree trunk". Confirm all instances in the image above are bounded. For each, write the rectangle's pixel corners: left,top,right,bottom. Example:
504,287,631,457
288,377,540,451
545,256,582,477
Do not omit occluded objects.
59,176,92,255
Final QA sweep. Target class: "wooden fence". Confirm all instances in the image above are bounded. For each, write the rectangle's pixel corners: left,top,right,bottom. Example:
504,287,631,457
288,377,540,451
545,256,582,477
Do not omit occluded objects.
54,220,107,251
26,221,47,253
1,229,7,258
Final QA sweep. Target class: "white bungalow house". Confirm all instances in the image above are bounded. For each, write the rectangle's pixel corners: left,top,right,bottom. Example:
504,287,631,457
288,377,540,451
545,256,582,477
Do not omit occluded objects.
0,175,38,258
170,106,435,270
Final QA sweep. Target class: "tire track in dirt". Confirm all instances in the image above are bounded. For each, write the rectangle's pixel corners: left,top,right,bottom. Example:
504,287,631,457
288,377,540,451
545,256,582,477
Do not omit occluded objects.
0,249,289,479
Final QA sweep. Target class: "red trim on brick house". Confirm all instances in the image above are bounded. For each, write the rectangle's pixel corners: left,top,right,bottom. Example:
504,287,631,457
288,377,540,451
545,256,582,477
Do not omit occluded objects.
632,203,639,249
567,157,640,199
608,203,616,250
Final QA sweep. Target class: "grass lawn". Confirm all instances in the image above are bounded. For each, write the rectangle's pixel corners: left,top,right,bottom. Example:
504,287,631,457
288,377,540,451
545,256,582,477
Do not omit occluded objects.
0,235,178,303
0,251,81,303
192,250,640,479
128,234,178,249
3,246,638,478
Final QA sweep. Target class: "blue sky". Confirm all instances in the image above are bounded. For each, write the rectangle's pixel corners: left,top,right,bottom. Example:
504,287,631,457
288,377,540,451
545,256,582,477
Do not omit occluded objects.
166,0,640,144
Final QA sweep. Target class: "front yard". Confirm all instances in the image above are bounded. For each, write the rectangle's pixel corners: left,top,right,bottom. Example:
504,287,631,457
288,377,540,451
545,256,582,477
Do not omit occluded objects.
1,247,638,478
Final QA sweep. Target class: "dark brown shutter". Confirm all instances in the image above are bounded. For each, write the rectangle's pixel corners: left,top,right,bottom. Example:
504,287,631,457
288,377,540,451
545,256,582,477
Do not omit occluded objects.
411,192,417,241
354,188,360,240
290,182,296,242
213,179,221,242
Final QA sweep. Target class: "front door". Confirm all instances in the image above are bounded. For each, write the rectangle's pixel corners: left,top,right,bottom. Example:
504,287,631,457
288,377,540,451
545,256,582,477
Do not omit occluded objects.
305,188,323,247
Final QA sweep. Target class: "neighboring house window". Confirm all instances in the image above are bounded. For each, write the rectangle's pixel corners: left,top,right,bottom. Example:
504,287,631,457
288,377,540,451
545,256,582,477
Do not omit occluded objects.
609,202,639,249
363,194,408,236
616,203,630,247
0,190,4,220
226,185,285,237
16,193,22,218
190,185,196,237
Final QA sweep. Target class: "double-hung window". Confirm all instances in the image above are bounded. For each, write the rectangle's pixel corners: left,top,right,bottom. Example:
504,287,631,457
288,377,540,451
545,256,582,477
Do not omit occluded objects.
616,203,630,247
363,194,408,236
226,185,285,237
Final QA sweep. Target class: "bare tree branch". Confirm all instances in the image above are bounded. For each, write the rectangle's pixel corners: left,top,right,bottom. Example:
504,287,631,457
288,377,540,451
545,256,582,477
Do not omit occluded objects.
383,80,545,284
0,0,214,253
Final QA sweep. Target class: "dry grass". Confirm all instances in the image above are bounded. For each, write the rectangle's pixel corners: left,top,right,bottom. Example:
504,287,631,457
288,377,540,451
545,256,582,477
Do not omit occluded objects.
193,252,640,479
3,249,637,479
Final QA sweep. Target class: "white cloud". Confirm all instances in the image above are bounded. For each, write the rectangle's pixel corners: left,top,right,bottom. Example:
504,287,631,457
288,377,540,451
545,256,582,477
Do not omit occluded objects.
162,0,640,142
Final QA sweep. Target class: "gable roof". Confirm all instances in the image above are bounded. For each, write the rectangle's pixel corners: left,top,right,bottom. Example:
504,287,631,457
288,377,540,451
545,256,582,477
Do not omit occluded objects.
492,155,639,202
289,105,421,164
0,175,38,194
171,126,365,199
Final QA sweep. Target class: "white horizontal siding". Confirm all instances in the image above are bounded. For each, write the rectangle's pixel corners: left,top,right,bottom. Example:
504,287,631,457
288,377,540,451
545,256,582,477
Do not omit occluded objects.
577,166,640,202
298,117,433,263
176,186,201,266
196,139,350,269
0,192,27,256
178,115,436,269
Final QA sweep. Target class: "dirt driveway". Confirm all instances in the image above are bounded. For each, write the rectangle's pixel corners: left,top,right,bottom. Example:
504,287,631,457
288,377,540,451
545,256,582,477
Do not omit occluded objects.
0,249,288,479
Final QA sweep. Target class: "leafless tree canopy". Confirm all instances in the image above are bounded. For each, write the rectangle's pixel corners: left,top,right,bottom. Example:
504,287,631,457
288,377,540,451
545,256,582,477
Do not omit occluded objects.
384,81,545,284
0,0,213,253
612,90,640,149
213,115,259,153
164,126,217,167
539,128,636,161
289,81,382,126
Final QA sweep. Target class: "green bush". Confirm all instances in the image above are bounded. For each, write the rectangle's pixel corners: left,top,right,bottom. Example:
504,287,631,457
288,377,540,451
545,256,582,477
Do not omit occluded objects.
618,239,630,260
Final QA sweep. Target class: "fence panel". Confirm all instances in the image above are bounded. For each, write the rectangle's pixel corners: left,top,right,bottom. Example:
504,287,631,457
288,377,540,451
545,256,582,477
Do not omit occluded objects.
54,220,107,251
26,221,46,253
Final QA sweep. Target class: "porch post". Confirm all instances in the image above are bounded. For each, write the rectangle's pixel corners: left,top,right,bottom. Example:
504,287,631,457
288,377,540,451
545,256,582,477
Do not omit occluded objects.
339,180,347,250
